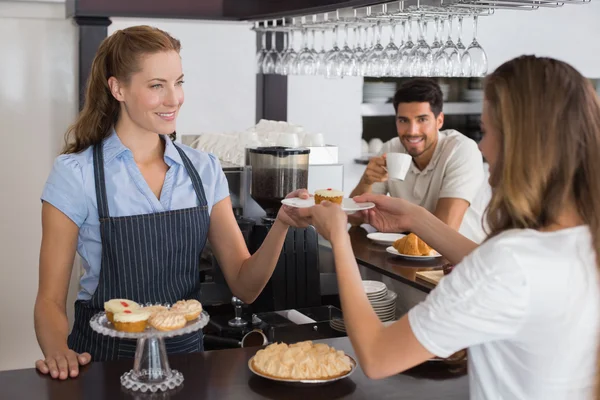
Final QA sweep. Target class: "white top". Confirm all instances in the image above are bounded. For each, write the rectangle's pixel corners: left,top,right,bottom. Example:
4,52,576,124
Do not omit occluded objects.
371,130,489,242
408,226,599,400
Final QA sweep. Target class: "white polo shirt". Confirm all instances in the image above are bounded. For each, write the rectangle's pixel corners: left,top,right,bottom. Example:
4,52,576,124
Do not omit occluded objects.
371,130,488,242
408,226,599,400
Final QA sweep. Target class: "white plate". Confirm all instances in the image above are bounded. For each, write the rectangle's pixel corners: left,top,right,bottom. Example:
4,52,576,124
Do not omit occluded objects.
362,280,387,295
370,290,398,306
366,232,406,246
366,292,387,301
386,246,442,260
249,355,356,385
281,197,375,213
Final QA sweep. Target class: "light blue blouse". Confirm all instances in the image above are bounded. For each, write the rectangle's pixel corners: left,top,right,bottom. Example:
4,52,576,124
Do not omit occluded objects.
41,131,230,300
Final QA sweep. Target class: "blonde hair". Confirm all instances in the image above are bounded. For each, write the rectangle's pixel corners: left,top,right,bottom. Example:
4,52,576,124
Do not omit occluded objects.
484,55,600,397
63,25,181,154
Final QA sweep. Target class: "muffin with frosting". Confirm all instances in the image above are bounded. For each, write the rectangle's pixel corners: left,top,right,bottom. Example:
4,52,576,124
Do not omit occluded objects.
149,311,187,332
113,309,151,333
170,299,203,321
104,299,141,323
314,189,344,205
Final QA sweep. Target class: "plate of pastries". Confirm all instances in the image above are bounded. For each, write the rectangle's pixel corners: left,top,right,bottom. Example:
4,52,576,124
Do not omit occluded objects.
386,233,442,260
103,298,204,333
248,340,357,384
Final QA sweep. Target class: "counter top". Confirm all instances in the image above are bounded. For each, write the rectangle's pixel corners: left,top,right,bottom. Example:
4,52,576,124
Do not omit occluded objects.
0,337,468,400
348,227,444,293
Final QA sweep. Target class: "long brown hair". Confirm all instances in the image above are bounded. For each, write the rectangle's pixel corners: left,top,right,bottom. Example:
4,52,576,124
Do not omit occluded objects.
484,55,600,397
63,25,181,154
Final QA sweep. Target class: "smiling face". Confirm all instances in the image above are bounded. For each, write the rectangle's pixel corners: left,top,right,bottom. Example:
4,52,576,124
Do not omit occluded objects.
395,102,444,160
108,50,184,135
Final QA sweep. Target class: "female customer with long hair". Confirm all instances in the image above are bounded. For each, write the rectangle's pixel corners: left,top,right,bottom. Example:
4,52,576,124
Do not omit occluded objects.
34,25,308,380
296,55,600,399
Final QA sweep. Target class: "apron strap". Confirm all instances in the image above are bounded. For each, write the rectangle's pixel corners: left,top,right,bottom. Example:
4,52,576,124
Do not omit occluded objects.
174,143,209,206
93,144,111,219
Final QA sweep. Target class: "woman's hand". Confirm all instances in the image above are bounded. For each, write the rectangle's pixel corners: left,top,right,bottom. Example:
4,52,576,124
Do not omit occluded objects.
353,193,418,233
277,189,312,228
307,201,349,242
35,349,91,379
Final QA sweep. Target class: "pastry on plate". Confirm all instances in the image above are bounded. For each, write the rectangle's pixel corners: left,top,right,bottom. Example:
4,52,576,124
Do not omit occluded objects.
113,309,151,333
141,304,168,317
393,233,434,256
104,299,141,323
149,311,187,332
314,189,344,205
252,340,353,380
170,299,203,321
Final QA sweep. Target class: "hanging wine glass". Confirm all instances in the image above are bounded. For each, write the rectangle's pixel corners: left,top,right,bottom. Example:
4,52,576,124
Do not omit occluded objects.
255,21,268,74
282,24,298,75
409,16,433,76
397,16,415,77
340,23,354,77
295,26,317,75
261,20,278,75
347,25,364,76
274,27,289,75
382,18,399,76
366,20,388,77
461,14,488,77
325,24,344,78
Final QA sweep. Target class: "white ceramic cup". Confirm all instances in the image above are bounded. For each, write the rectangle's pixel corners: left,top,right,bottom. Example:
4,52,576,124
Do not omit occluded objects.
277,132,300,148
386,152,412,181
303,132,325,147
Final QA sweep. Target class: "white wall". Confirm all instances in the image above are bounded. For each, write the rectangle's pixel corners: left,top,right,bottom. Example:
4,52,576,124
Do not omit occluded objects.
108,18,257,134
287,76,364,192
477,4,600,77
0,0,78,370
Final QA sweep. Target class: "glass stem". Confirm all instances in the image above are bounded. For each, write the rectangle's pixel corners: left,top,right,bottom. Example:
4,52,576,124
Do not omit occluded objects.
473,15,479,42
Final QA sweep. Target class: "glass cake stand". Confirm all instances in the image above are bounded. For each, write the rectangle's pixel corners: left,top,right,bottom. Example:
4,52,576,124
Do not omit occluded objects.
89,310,210,393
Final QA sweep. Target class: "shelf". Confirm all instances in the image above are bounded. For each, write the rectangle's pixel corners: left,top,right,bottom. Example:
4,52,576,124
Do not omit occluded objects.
361,102,483,117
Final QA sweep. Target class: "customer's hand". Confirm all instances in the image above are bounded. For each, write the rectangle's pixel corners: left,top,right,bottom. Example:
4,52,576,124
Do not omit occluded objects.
35,348,91,380
306,202,348,242
361,155,388,185
277,189,312,228
354,193,418,233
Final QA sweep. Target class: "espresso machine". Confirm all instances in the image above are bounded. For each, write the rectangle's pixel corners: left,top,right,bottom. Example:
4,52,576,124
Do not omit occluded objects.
202,147,346,349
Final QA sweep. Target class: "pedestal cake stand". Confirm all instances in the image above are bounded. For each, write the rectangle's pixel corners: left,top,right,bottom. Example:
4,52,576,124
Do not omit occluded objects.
89,310,210,393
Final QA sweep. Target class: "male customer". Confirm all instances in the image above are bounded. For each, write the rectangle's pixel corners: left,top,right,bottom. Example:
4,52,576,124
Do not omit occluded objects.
351,79,489,242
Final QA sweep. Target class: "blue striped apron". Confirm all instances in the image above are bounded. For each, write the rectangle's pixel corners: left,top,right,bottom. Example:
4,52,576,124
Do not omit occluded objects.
67,141,210,361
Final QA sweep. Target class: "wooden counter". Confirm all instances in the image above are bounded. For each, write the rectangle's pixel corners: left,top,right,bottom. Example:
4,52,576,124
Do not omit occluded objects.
0,337,467,400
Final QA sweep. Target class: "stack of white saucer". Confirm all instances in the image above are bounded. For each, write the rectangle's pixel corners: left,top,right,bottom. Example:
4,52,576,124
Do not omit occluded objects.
330,281,397,333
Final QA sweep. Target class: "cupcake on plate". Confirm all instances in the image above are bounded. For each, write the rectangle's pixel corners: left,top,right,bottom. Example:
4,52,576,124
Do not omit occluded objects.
314,189,344,205
113,309,151,333
104,299,141,323
170,299,203,321
141,304,168,317
149,311,187,332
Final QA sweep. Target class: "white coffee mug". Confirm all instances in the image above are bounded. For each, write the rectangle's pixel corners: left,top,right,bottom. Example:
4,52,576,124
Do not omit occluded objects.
386,152,412,181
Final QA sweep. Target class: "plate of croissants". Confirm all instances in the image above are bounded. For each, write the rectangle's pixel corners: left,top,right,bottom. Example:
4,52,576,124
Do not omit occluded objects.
386,233,442,260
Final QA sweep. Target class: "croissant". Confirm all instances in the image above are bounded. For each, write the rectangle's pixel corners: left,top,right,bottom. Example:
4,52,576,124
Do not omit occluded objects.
393,233,433,256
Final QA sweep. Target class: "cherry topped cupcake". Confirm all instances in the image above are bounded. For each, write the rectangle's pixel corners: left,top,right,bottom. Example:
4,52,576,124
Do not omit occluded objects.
113,309,150,333
104,299,141,323
314,188,344,205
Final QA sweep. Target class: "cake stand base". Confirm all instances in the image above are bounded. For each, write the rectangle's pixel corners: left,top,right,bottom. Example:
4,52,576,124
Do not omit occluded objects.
120,336,184,392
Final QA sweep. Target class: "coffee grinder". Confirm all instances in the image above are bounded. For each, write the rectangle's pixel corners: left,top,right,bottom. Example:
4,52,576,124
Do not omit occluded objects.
247,147,310,223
